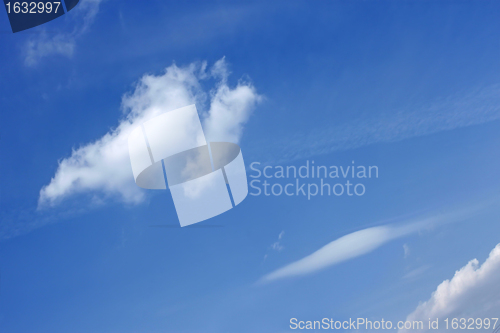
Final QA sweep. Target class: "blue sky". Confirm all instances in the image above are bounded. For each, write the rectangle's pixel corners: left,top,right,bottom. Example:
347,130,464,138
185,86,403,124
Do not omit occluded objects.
2,1,500,332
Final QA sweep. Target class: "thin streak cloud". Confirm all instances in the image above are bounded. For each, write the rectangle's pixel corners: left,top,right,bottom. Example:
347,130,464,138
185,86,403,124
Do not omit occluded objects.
265,84,500,163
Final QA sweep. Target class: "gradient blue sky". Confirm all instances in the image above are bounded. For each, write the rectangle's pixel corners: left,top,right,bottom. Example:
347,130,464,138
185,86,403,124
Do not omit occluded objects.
1,1,500,332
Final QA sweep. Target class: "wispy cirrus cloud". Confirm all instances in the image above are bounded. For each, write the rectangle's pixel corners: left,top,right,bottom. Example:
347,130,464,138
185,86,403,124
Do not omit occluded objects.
24,0,102,66
265,84,500,163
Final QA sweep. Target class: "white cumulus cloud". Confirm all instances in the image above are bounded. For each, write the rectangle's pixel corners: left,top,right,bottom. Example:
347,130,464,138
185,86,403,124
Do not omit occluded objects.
400,243,500,332
38,58,261,208
203,58,261,143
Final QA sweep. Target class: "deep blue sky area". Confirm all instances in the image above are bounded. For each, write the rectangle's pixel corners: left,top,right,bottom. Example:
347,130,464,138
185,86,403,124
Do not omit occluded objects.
1,1,500,332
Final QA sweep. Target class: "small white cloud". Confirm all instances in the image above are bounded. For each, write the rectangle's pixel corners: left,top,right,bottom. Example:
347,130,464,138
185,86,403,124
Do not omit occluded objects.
271,242,284,252
38,58,261,208
403,243,410,258
263,231,286,260
400,243,500,332
271,231,285,251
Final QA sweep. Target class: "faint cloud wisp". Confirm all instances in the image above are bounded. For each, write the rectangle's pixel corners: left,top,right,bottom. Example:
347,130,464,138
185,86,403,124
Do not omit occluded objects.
24,0,102,66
